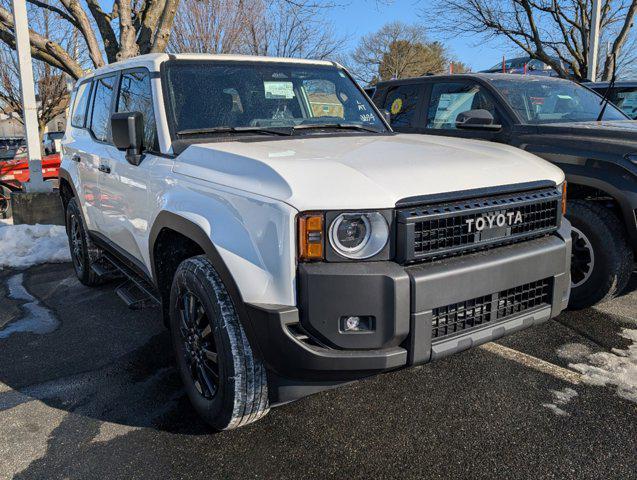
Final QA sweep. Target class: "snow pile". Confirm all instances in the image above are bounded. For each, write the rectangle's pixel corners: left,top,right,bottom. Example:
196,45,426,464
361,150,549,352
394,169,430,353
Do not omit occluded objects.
542,387,578,416
560,330,637,404
0,223,70,269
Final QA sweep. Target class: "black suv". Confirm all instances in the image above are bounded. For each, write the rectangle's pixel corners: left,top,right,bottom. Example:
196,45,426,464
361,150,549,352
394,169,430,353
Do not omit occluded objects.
372,73,636,309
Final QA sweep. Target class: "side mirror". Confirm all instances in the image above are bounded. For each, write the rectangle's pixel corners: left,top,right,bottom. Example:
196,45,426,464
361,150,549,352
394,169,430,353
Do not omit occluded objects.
455,109,502,131
382,109,392,124
111,111,145,166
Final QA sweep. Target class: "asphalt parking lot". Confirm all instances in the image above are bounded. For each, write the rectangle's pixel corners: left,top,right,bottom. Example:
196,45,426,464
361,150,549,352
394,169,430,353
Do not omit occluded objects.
1,263,636,480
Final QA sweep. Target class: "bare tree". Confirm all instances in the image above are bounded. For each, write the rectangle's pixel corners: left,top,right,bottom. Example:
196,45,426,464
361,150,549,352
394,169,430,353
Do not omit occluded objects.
422,0,637,81
0,2,71,143
243,0,344,59
169,0,249,53
0,48,69,143
349,22,451,85
0,0,182,80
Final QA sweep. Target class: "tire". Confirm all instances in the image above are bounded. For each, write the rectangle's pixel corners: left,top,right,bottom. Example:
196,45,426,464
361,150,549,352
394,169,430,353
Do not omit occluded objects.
65,198,103,286
567,200,633,309
169,256,269,430
0,185,11,220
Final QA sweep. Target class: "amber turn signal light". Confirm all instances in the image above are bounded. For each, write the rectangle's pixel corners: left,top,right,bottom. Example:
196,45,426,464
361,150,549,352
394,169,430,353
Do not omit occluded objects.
298,213,324,261
561,181,567,215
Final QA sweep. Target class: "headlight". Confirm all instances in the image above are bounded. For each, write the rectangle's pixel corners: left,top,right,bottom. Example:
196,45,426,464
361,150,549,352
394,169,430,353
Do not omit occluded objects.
329,212,389,259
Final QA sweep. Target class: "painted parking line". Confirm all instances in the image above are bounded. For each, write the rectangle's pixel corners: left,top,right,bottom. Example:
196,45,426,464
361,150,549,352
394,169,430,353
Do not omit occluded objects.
480,342,582,385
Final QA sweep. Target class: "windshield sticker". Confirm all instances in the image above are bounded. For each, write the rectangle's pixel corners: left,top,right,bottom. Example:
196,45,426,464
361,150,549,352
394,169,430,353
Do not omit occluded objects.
264,81,295,99
390,98,403,115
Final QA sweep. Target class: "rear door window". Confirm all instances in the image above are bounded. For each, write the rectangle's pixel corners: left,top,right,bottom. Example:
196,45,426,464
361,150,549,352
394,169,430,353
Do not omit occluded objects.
383,85,421,128
90,75,117,142
426,82,499,130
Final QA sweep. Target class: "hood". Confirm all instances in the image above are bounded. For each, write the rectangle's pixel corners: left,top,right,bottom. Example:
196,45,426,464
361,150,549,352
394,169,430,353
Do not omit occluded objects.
173,134,564,211
534,120,637,145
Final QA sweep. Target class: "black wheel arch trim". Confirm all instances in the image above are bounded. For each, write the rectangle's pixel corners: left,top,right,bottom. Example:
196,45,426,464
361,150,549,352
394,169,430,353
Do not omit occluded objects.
563,170,637,249
149,211,266,361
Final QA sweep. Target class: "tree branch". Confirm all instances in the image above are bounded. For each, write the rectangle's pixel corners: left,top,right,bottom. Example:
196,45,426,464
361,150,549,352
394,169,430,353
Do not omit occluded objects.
85,0,119,62
57,0,105,68
0,8,83,79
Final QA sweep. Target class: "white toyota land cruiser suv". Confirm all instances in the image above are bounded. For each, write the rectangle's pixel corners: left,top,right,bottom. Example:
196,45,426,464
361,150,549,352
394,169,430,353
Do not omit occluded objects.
59,54,572,430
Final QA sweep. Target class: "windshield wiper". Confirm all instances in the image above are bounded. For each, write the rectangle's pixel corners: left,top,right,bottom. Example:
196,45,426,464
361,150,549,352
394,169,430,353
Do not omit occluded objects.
176,126,293,136
597,52,617,122
292,123,384,134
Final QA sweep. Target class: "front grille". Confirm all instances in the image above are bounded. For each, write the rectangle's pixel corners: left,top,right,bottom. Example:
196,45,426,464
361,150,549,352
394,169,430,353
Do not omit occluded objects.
431,278,552,340
431,294,492,339
496,279,552,319
397,187,561,263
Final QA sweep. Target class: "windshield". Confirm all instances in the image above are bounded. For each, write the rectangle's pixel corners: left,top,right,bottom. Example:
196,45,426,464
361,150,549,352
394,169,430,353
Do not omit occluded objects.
163,61,387,137
490,78,628,124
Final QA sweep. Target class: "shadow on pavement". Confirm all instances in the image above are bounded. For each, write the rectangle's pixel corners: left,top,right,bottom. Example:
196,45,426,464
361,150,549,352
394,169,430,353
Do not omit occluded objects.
1,265,636,479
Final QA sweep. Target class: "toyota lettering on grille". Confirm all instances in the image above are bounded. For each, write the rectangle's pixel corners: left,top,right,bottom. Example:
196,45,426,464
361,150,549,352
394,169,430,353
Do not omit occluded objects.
466,211,523,233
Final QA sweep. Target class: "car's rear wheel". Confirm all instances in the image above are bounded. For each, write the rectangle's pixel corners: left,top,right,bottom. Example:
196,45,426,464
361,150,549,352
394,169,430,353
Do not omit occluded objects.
567,200,633,309
65,198,103,286
0,185,11,219
169,256,269,430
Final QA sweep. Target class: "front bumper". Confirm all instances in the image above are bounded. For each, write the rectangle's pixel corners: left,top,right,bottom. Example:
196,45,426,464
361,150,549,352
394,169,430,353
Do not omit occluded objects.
247,221,571,403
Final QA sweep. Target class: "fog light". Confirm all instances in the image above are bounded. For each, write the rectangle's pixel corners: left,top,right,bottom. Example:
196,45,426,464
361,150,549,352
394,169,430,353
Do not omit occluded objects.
340,316,374,333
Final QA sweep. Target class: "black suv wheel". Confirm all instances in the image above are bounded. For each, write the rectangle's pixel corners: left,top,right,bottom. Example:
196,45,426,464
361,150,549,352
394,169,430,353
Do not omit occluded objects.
169,256,269,430
567,200,633,309
65,198,103,286
0,185,11,219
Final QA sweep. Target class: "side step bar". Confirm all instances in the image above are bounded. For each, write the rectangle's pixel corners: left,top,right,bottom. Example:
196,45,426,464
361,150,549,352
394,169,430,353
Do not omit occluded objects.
91,253,162,310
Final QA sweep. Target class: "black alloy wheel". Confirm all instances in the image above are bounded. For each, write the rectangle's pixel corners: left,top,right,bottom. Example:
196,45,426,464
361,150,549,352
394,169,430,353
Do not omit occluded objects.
64,197,103,286
70,213,85,274
0,186,11,219
177,290,220,400
169,256,269,430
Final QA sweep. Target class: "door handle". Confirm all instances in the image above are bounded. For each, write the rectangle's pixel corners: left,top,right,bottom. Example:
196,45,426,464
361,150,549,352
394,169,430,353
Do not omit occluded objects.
98,164,111,174
71,154,81,163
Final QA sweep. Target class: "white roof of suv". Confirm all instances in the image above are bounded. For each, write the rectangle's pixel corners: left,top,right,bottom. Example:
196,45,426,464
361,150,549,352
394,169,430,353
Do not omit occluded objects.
79,53,337,81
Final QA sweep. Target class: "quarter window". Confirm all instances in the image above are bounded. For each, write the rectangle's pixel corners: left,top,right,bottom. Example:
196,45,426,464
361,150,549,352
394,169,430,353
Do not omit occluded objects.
426,82,499,130
71,82,91,128
90,75,117,142
117,71,158,151
383,85,420,128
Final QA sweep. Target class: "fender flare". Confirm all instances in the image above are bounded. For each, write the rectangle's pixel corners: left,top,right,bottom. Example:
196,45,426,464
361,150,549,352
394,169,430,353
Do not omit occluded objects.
564,170,637,247
148,211,265,358
57,167,80,203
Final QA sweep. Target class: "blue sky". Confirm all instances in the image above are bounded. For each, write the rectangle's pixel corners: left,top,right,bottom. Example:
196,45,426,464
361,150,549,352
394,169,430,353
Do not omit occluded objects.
325,0,514,71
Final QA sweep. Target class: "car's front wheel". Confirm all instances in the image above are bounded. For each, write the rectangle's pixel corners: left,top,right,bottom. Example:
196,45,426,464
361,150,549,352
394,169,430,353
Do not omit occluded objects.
169,256,269,430
567,200,633,309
